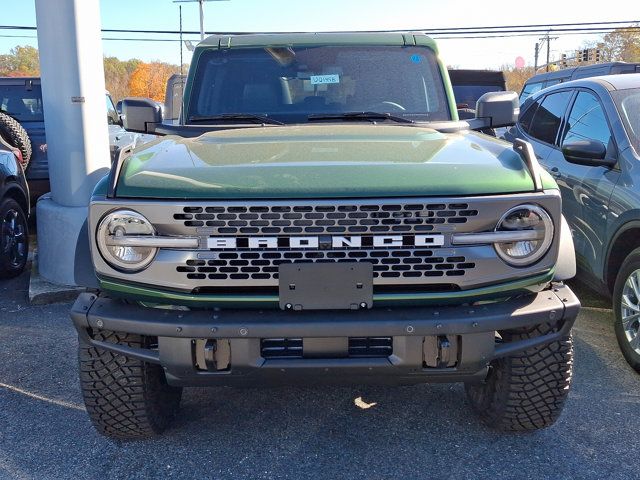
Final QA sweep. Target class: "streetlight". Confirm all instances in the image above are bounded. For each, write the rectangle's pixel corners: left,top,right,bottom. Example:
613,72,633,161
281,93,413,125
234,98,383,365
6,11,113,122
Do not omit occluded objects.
173,0,230,41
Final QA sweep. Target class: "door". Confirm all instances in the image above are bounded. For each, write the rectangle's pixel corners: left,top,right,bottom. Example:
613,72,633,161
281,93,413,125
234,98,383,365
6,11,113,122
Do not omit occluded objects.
548,90,620,276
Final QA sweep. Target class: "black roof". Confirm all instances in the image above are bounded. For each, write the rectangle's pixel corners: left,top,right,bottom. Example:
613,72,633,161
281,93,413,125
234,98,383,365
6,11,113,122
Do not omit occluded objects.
448,69,506,86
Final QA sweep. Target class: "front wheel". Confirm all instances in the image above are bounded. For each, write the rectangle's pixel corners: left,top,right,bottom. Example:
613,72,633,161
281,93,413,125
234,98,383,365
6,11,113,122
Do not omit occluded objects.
612,249,640,373
0,197,29,279
79,330,183,439
465,323,573,431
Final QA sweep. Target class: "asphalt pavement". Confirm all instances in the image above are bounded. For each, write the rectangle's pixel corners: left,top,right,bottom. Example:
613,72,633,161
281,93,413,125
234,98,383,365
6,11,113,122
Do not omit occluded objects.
0,271,638,480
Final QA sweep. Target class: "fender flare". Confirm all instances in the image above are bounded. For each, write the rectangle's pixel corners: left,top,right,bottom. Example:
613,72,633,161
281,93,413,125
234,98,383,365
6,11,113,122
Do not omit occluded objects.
553,215,577,281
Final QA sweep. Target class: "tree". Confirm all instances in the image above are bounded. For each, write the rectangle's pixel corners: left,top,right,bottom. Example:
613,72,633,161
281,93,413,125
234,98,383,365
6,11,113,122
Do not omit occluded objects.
601,26,640,63
128,61,180,101
502,65,537,94
103,56,128,101
0,45,40,76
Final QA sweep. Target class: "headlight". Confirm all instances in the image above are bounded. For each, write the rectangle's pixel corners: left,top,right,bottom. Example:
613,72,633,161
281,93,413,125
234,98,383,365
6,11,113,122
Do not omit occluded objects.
494,204,554,267
96,209,156,272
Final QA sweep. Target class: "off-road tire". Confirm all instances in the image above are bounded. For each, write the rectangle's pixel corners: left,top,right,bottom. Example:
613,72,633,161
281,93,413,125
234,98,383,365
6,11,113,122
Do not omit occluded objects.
0,112,32,168
79,330,183,440
612,248,640,373
0,197,29,279
465,323,573,431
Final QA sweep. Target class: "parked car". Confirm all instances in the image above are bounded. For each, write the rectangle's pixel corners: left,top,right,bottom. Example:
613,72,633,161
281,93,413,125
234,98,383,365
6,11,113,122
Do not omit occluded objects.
0,135,29,279
71,31,579,439
508,73,640,372
520,62,640,104
0,77,152,203
448,69,507,119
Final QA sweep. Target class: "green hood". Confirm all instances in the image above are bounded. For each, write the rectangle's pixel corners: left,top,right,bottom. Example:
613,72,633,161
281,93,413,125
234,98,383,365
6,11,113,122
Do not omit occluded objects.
115,125,538,199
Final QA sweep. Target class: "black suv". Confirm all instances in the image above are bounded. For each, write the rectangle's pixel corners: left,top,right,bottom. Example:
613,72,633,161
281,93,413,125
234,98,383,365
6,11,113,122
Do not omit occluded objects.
508,73,640,372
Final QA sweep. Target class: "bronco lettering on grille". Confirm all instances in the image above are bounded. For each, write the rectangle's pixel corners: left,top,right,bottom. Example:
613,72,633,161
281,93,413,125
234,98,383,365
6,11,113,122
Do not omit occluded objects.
206,235,445,250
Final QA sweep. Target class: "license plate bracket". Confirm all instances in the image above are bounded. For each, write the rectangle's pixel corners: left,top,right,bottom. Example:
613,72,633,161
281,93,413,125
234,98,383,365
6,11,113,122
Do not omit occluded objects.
279,262,373,311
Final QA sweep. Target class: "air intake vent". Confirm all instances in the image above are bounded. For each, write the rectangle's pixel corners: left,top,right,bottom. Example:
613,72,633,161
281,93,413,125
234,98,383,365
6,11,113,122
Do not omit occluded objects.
260,338,303,359
348,337,393,357
260,337,393,359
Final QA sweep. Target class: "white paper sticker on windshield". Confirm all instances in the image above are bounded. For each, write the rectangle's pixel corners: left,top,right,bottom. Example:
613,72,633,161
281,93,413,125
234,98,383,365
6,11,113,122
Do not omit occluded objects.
310,74,340,85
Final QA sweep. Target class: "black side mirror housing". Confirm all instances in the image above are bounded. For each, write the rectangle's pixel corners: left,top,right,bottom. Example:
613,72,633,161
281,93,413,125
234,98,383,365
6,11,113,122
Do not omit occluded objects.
562,140,616,167
475,91,519,128
122,97,163,133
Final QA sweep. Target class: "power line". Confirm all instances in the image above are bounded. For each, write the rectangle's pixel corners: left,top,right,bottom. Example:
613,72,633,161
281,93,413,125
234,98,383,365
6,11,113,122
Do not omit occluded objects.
0,20,639,36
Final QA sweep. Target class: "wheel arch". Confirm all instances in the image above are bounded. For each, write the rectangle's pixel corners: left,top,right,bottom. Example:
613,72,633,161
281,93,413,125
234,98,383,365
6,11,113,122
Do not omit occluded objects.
1,183,29,218
605,221,640,293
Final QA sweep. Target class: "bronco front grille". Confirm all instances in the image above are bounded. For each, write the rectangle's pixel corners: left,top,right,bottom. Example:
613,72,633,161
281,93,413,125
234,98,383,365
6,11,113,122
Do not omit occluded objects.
173,202,478,236
176,249,475,282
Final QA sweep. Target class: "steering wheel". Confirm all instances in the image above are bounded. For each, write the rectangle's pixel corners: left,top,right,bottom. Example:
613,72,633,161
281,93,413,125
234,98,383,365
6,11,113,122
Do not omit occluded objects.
367,101,407,112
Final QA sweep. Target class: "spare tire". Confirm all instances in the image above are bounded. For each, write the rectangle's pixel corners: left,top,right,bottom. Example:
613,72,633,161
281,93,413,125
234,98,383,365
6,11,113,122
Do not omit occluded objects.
0,112,32,168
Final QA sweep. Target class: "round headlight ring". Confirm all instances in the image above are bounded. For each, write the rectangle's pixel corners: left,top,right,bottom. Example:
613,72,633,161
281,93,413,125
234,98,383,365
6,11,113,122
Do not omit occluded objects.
96,209,157,272
494,204,554,267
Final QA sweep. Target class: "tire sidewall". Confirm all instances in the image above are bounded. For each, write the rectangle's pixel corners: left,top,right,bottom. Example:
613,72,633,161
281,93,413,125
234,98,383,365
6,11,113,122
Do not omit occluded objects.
0,197,29,278
612,249,640,372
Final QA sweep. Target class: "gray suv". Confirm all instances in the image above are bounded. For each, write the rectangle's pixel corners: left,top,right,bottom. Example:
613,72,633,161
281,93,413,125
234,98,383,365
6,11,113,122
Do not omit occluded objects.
507,73,640,372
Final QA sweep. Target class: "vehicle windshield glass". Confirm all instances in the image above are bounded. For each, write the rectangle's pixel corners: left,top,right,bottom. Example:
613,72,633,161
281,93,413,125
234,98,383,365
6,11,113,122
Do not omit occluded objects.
612,88,640,155
187,45,450,124
452,85,502,108
0,83,44,122
520,82,543,105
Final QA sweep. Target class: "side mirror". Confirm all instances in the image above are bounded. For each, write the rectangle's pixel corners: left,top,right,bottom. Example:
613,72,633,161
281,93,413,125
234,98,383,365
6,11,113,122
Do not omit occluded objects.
562,140,616,167
122,97,162,133
475,91,519,128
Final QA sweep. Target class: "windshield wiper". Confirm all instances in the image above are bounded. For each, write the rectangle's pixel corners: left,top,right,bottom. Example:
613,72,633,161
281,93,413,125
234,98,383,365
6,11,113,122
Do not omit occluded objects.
188,113,284,125
307,111,415,124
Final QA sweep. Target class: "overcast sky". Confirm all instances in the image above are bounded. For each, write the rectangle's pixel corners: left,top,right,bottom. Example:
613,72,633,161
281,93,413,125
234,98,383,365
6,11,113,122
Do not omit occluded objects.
1,0,636,69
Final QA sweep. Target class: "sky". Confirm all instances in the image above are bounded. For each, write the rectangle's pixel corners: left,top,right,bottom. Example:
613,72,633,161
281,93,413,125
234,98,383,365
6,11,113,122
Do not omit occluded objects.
0,0,637,69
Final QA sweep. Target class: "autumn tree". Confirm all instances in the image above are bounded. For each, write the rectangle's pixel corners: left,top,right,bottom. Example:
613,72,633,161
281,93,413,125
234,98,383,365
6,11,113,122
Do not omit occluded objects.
502,65,537,94
0,45,40,76
600,26,640,62
128,61,179,102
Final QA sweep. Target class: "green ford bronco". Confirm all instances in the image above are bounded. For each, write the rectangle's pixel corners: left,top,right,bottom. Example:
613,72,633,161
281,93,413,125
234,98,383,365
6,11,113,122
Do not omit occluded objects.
71,32,580,439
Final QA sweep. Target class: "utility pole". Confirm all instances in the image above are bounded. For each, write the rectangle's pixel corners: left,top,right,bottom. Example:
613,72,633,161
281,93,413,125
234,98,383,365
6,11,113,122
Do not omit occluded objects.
534,42,539,72
179,5,183,75
539,32,559,72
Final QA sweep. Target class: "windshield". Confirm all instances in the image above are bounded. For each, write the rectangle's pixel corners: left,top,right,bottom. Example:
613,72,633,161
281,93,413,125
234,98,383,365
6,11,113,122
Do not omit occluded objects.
612,88,640,155
0,83,44,122
187,45,450,124
452,85,503,108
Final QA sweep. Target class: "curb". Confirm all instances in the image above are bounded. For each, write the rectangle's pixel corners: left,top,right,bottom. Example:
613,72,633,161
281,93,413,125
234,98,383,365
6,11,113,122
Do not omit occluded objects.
28,252,82,305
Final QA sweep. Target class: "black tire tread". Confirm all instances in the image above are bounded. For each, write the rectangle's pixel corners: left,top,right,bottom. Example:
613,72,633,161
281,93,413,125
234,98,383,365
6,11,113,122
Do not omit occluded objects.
0,112,32,168
612,248,640,373
78,330,182,440
465,323,573,431
0,197,29,279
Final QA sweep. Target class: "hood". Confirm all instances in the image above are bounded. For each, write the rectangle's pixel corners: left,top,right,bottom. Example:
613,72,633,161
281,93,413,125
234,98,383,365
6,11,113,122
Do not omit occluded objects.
115,125,536,199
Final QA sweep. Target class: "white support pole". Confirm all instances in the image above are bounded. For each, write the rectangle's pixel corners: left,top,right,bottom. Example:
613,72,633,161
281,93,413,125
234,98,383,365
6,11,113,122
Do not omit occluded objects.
199,0,205,40
35,0,111,286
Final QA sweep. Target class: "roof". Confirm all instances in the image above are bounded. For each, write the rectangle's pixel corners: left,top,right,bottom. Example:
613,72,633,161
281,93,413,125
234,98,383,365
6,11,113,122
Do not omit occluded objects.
197,31,438,51
525,62,640,85
0,77,41,85
592,72,640,90
448,69,506,85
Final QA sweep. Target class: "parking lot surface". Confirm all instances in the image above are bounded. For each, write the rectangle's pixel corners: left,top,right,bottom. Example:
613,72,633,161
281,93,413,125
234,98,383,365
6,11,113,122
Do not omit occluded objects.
0,272,638,480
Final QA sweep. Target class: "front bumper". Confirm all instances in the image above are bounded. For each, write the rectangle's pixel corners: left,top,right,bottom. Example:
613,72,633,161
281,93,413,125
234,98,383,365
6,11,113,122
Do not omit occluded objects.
70,284,579,387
